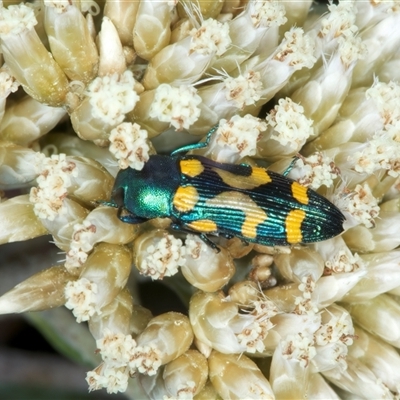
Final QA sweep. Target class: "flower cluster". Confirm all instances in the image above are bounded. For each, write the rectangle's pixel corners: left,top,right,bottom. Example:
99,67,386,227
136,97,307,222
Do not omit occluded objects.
0,1,400,398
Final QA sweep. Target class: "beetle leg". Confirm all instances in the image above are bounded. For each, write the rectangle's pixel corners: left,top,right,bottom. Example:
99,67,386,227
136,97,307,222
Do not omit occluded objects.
198,233,220,252
219,232,235,240
170,124,219,156
219,232,249,246
117,208,148,224
170,222,220,253
282,156,300,177
118,211,140,224
118,215,137,224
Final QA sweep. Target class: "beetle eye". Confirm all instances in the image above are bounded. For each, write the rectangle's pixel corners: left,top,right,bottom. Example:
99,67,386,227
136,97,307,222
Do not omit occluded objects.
111,187,125,208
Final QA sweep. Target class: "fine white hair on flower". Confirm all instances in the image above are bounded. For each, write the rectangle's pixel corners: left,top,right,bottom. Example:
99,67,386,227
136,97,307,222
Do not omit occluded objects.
109,122,150,170
64,278,99,322
149,84,202,130
87,70,139,126
138,234,186,280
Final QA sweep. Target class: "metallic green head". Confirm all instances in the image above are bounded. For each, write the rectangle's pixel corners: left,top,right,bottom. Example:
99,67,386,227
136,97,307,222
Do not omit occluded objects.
110,155,181,223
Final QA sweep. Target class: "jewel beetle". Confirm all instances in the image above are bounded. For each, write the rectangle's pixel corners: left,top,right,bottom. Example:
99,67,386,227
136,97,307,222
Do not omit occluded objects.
105,126,345,249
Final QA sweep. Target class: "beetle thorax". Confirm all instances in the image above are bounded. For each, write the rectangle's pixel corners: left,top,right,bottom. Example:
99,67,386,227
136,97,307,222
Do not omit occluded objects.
133,180,173,218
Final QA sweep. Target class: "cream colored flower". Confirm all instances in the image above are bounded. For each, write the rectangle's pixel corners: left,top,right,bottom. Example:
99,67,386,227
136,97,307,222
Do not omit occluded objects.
0,2,399,398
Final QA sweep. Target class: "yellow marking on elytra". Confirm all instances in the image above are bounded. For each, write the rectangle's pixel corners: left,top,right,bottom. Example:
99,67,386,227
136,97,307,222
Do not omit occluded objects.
213,166,272,190
250,167,272,185
173,185,199,213
291,182,309,205
206,191,267,239
180,159,204,178
285,209,306,244
187,219,217,233
242,207,267,238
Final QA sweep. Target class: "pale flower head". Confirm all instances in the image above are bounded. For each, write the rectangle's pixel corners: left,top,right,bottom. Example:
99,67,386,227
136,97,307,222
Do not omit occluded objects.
149,84,201,130
204,114,267,163
1,2,400,398
87,71,139,126
109,122,150,170
0,3,37,37
189,18,231,56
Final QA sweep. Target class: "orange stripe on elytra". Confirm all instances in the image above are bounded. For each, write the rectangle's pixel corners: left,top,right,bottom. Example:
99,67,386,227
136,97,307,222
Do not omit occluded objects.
180,159,204,178
241,209,267,239
187,219,217,233
285,209,306,244
173,185,199,213
291,182,309,205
